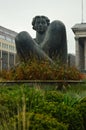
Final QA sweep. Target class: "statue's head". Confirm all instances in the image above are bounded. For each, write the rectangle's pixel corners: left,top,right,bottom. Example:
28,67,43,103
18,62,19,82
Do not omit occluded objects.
32,15,50,34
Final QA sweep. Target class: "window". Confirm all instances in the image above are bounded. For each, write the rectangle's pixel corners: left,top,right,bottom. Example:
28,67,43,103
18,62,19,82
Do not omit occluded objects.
12,39,15,43
0,35,5,40
0,42,1,47
9,45,15,51
2,43,8,49
6,36,11,42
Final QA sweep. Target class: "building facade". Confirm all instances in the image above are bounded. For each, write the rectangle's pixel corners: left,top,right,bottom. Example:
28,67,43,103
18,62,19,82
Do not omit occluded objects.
72,23,86,70
0,26,17,70
68,53,75,67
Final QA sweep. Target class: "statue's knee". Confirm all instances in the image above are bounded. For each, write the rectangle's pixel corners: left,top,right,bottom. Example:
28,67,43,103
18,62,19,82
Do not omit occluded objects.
15,31,35,52
15,31,33,44
48,20,66,32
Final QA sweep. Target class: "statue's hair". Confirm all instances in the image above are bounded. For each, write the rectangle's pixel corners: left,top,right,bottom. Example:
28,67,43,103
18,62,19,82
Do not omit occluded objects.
32,15,50,30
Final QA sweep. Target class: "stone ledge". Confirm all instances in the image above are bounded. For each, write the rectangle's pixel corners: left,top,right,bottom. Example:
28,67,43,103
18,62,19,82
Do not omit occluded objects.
0,79,83,84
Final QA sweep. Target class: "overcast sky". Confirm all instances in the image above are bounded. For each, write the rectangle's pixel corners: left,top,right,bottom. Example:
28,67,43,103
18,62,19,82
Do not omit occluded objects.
0,0,86,54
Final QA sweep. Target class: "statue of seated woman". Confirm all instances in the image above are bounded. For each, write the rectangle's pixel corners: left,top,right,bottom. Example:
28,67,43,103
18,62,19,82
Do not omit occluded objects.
15,15,67,64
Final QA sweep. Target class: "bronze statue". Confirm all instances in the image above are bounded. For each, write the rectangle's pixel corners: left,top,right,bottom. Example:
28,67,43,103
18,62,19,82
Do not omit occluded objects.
15,15,67,63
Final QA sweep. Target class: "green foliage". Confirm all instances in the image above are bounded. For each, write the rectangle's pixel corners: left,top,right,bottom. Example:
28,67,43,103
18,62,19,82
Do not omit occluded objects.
0,86,23,117
80,96,86,103
63,93,81,107
67,83,86,93
0,104,10,129
63,85,86,107
75,101,86,129
29,113,68,130
10,112,68,130
34,101,84,130
0,84,86,130
55,103,84,130
45,91,64,103
24,86,45,111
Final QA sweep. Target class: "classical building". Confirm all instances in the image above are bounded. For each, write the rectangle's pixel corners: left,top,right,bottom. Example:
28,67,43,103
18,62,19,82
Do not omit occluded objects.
68,53,75,67
0,26,17,70
72,23,86,70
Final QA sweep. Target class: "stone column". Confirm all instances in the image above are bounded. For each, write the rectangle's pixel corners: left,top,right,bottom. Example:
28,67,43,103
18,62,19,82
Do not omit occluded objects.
75,37,80,69
0,42,2,71
8,51,9,70
84,39,86,70
79,39,84,70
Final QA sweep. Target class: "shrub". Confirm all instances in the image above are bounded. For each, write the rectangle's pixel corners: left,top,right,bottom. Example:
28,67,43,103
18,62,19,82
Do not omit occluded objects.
24,87,45,111
79,96,86,103
45,91,64,103
0,104,9,126
63,93,81,107
75,101,86,129
34,102,84,130
29,113,68,130
55,103,84,130
0,85,85,130
11,112,68,130
1,59,82,80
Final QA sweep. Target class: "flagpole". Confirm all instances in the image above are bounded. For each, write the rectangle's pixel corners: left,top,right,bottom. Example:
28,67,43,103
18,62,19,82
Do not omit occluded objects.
81,0,83,23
